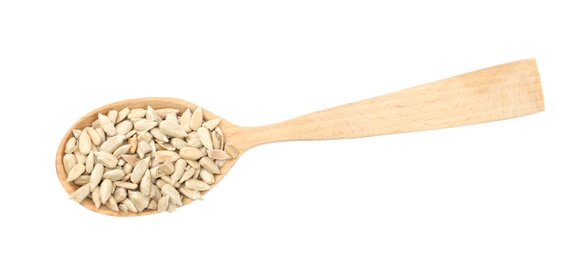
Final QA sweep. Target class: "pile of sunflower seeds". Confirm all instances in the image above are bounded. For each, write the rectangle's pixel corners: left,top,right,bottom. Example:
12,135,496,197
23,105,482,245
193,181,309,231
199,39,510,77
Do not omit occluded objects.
63,106,238,213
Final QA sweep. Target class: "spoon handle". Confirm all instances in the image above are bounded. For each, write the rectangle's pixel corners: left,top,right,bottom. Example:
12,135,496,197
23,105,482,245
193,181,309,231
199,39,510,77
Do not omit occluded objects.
231,59,544,150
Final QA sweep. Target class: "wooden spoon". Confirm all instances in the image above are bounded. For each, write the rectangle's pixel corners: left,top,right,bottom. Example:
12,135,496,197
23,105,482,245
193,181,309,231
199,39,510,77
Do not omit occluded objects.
56,59,544,216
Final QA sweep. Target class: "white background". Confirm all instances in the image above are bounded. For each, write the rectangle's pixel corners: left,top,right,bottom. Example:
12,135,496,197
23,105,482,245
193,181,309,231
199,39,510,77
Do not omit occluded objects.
1,1,582,259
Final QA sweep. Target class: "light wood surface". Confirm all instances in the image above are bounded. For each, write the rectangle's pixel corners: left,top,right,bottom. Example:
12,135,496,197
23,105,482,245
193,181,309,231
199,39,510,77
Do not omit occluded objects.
55,59,544,216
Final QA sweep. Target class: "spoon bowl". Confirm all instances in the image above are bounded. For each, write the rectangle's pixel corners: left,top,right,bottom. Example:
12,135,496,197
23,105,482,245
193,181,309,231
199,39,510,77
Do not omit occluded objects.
56,59,545,216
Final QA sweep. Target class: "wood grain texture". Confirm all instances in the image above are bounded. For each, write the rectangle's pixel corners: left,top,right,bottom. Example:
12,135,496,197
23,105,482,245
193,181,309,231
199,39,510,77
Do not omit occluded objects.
55,59,544,216
225,59,544,151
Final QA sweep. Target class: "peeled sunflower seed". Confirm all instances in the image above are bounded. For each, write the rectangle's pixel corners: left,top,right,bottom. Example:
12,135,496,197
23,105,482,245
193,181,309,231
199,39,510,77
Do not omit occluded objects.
197,127,213,150
98,113,116,136
114,181,138,190
161,184,182,206
116,107,130,123
179,147,204,160
105,197,120,212
100,179,113,203
103,169,125,181
199,156,220,174
89,163,104,192
73,175,90,186
70,184,90,203
92,186,101,209
159,120,188,138
78,129,92,155
189,107,203,131
67,164,86,182
63,154,77,174
128,191,150,212
185,179,211,191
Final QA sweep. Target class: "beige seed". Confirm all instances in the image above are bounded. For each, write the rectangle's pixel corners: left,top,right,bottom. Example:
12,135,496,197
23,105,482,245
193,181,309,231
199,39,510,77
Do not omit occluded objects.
137,140,152,159
197,127,213,150
199,169,215,185
151,127,169,142
130,157,150,183
158,160,174,175
155,139,175,150
160,176,178,187
187,137,203,148
170,138,187,150
65,137,77,154
86,127,101,146
165,113,178,123
114,181,138,190
185,179,211,191
92,186,101,209
128,136,137,153
207,149,230,160
203,118,221,131
95,128,106,144
166,203,178,213
69,184,90,203
113,144,132,158
103,169,125,181
74,150,86,165
113,187,127,203
134,119,158,131
147,200,158,210
125,129,137,140
180,108,192,132
116,107,130,123
99,135,124,153
199,156,220,174
189,107,203,131
155,179,166,190
178,185,197,200
121,198,138,213
150,184,161,201
212,128,223,150
140,170,151,196
105,196,119,212
67,163,86,182
179,147,204,161
146,106,161,123
85,151,95,173
100,179,113,203
157,196,170,212
89,163,104,192
119,203,129,213
179,167,196,184
159,120,188,138
72,129,82,139
215,159,226,167
73,175,90,186
171,159,186,184
107,110,118,125
154,151,180,163
127,108,146,119
115,120,133,136
161,184,182,206
155,108,179,118
92,118,101,129
63,154,77,174
224,142,239,158
78,129,92,155
122,163,133,175
185,160,200,169
128,191,150,212
121,154,139,166
98,113,116,136
94,151,118,168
